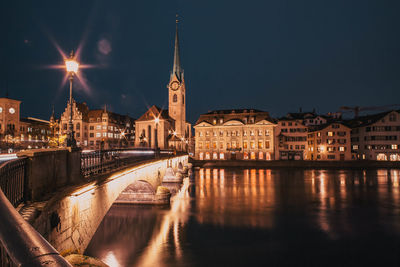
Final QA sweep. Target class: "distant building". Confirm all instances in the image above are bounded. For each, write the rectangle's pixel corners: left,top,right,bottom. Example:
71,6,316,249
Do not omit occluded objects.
19,117,51,149
59,102,135,150
134,20,192,152
194,109,276,160
307,122,351,160
275,118,308,160
347,110,400,161
0,97,51,151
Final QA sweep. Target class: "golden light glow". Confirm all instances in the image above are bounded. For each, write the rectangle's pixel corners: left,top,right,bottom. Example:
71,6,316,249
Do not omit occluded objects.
65,58,79,74
154,117,160,124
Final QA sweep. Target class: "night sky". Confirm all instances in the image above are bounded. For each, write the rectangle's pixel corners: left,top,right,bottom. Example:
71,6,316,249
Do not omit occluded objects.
1,0,399,123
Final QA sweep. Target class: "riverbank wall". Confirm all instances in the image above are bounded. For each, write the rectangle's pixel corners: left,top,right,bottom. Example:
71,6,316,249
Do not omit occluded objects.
191,159,400,169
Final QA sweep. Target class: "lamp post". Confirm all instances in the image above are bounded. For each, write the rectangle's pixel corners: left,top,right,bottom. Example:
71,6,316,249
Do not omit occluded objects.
154,117,160,149
64,50,79,148
154,117,160,158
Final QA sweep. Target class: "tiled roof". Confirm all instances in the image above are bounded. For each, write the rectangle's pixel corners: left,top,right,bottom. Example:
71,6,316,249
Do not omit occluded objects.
136,105,174,122
345,110,400,128
195,108,275,126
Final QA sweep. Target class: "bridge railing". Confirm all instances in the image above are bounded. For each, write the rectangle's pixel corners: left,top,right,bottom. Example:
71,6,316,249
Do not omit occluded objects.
0,157,72,267
81,149,176,178
0,157,28,208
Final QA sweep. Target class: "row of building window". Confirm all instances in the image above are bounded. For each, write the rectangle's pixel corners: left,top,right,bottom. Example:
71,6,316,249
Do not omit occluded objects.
308,139,347,145
198,140,271,150
309,146,346,152
280,128,307,133
199,129,271,137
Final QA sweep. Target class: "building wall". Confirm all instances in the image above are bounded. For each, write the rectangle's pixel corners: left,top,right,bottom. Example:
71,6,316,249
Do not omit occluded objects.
307,123,351,161
275,119,308,160
0,98,21,138
194,120,275,160
351,111,400,161
135,120,172,150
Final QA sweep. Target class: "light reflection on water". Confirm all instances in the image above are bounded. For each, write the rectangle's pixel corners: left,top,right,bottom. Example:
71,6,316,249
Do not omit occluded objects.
86,168,400,267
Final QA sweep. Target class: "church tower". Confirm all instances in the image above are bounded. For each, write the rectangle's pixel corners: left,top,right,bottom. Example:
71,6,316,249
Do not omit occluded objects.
168,17,186,138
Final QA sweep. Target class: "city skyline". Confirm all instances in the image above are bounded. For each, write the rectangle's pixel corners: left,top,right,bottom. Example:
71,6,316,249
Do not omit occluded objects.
1,0,400,123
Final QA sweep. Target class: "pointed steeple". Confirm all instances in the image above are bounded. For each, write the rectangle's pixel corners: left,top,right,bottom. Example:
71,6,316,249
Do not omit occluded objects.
172,15,183,81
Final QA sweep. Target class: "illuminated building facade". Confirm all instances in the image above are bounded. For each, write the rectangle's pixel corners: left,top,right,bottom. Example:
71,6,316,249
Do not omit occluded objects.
275,118,308,160
194,109,276,160
59,102,135,150
135,105,174,149
307,122,351,160
348,110,400,161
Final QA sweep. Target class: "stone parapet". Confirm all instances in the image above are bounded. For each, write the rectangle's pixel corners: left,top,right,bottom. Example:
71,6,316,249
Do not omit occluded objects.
17,148,83,201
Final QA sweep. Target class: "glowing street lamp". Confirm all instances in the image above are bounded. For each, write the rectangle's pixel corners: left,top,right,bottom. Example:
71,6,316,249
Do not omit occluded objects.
64,50,79,148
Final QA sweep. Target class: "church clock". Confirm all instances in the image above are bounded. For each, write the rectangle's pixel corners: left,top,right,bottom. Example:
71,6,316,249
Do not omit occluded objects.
170,81,180,91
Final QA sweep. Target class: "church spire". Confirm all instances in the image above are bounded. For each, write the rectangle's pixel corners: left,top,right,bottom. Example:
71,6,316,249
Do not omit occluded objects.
172,14,183,81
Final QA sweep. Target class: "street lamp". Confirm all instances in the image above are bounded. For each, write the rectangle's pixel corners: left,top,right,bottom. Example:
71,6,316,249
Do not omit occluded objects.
64,50,79,148
154,117,160,150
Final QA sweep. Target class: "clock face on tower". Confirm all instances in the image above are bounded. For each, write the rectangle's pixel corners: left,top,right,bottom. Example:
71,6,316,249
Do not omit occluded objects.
9,108,15,114
170,81,180,91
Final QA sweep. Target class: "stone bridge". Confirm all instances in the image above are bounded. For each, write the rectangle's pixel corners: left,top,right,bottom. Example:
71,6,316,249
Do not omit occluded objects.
0,148,188,266
31,154,188,255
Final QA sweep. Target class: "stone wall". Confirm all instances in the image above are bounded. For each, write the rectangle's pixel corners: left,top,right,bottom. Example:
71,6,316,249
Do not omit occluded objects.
33,155,188,254
17,148,82,201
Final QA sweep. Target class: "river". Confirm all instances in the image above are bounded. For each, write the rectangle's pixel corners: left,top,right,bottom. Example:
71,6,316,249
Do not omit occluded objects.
85,168,400,267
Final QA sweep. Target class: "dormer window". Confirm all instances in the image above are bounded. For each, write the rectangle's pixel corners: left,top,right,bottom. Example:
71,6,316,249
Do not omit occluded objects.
219,118,223,124
250,117,255,123
213,118,217,125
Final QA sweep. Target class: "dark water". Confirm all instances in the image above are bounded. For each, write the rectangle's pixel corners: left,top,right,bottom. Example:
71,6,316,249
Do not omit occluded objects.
85,168,400,267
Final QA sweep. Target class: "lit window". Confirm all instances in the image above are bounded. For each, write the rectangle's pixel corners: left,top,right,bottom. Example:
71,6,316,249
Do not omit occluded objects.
352,145,359,150
258,130,263,136
392,144,398,150
250,141,255,149
102,133,107,137
96,133,101,137
96,125,101,130
265,130,270,136
250,130,254,136
213,142,217,149
339,146,345,152
328,132,333,136
265,141,270,149
243,141,248,149
220,142,223,149
258,140,263,149
243,131,247,136
199,142,203,149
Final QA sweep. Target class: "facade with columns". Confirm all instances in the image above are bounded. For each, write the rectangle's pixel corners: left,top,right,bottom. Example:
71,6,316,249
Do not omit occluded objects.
135,20,191,151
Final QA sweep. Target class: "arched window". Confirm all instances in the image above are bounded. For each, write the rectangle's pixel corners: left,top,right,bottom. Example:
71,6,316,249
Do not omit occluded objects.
182,95,185,104
173,94,177,102
76,123,80,131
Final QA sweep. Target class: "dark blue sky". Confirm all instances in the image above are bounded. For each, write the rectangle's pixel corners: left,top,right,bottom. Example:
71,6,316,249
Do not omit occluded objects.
1,0,399,122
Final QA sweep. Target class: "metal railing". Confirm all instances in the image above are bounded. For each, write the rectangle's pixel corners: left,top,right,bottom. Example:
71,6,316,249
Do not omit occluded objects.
0,158,27,208
81,148,173,178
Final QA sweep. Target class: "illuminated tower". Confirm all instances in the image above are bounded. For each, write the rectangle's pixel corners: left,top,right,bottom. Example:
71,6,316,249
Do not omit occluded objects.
168,17,186,138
